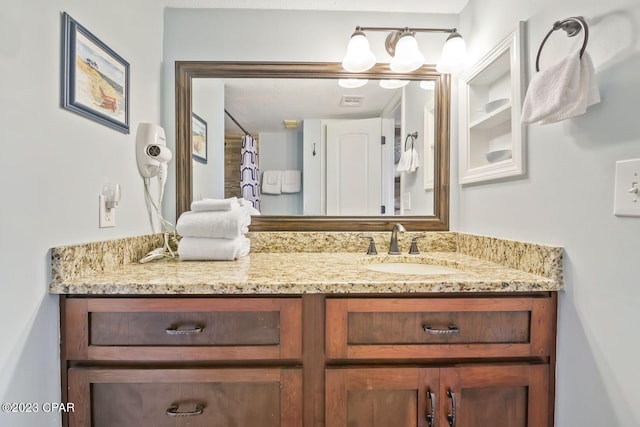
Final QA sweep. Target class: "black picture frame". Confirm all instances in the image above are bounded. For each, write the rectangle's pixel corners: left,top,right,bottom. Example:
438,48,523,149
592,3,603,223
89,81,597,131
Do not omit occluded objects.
192,113,208,164
61,12,130,134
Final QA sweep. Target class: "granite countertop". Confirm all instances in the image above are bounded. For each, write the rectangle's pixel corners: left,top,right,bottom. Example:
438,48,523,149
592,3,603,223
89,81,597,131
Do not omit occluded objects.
49,250,562,295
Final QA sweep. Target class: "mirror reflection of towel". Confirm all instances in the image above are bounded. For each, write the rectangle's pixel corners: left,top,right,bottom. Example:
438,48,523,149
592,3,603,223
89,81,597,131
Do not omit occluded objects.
261,170,282,194
282,170,301,193
397,149,419,173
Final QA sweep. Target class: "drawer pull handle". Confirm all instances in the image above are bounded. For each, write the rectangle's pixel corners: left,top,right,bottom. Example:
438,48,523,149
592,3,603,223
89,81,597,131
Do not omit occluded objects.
446,390,457,427
165,324,204,335
166,404,204,417
423,325,460,335
426,390,436,427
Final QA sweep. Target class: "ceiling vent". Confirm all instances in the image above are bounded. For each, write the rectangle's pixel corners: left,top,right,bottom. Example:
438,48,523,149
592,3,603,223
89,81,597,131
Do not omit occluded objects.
340,95,364,107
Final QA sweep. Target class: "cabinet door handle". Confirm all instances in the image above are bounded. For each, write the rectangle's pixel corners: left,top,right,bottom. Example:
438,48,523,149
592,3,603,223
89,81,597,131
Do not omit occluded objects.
423,325,460,335
446,390,457,427
166,404,204,417
426,391,436,427
165,324,204,335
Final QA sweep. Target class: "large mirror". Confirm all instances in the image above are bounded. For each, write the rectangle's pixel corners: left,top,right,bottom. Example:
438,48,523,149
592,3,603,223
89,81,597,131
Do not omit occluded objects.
175,62,450,231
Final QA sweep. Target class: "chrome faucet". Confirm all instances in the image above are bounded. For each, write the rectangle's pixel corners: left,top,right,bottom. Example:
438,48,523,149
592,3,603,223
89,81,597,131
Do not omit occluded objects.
388,223,406,254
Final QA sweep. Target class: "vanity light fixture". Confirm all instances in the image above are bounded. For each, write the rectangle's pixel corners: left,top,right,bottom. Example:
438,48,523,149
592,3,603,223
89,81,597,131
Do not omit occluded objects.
342,26,468,74
283,120,298,129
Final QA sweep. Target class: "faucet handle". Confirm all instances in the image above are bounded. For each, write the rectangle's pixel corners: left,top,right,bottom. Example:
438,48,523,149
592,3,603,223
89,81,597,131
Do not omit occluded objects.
359,236,378,255
409,235,427,255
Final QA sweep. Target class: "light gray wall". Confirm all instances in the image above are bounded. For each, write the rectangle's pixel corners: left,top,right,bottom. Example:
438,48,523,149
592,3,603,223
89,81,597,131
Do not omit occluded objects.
456,1,640,426
192,78,225,200
162,8,460,222
0,1,164,426
259,131,303,215
402,81,435,214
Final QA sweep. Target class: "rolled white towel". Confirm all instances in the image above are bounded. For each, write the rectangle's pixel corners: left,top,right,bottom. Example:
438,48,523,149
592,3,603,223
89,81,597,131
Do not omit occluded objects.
191,197,238,212
178,236,250,261
176,206,252,239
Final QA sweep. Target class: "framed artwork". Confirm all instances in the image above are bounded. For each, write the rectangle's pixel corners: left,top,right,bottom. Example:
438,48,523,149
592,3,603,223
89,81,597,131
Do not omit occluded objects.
192,113,208,163
61,12,130,134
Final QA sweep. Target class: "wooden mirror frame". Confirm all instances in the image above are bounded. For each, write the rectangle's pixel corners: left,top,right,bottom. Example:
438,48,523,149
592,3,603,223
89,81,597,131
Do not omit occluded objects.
175,61,450,231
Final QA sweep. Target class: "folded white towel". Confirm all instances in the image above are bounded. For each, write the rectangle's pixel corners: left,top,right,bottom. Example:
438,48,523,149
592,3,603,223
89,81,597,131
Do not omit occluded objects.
238,197,261,215
521,51,600,125
191,197,238,212
176,206,252,239
281,170,301,193
178,236,250,261
261,170,282,194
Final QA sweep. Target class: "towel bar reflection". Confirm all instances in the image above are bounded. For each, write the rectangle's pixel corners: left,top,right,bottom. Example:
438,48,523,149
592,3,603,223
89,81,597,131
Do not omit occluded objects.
535,16,589,72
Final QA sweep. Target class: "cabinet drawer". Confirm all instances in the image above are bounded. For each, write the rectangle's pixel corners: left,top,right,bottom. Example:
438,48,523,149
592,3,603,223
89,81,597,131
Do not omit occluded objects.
68,367,302,427
64,298,302,361
326,297,554,360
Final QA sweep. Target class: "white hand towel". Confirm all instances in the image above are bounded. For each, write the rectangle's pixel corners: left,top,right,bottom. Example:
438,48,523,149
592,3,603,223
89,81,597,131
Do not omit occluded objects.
397,148,419,173
539,52,600,124
176,206,252,239
281,170,301,193
191,197,238,212
261,170,282,194
178,236,250,261
521,51,599,125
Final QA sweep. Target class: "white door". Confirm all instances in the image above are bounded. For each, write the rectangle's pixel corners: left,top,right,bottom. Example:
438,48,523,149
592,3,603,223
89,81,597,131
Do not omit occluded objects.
326,118,382,215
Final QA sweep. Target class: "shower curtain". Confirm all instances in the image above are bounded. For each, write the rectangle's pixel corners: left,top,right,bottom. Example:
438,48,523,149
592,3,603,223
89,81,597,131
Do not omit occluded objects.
240,134,260,212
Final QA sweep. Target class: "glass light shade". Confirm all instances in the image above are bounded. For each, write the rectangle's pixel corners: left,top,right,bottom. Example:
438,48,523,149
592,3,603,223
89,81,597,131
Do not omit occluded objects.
338,78,368,88
379,79,410,89
390,34,425,72
342,32,376,72
436,33,468,74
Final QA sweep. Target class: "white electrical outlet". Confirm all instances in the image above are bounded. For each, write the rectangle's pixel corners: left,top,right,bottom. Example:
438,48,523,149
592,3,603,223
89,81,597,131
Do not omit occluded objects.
614,158,640,217
99,195,116,228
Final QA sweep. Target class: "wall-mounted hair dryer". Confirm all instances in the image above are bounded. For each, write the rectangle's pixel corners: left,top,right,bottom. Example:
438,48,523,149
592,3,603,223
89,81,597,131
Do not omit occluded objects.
136,123,172,179
135,122,177,262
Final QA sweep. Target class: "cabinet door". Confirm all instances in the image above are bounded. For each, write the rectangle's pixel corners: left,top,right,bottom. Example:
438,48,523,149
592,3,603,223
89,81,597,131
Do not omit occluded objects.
68,367,302,427
438,364,549,427
326,367,437,427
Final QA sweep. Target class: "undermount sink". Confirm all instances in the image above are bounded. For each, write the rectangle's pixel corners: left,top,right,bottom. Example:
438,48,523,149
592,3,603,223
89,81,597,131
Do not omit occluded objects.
363,262,461,275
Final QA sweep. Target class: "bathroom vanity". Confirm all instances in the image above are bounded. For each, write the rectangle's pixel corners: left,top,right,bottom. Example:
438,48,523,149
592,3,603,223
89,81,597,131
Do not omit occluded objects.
51,232,563,427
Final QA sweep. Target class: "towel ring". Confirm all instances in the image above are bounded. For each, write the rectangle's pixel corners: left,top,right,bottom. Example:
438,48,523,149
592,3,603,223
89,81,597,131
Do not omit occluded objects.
535,16,589,72
404,132,418,151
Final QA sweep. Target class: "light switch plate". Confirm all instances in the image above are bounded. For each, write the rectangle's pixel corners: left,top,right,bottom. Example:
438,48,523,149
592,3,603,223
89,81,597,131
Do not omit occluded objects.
614,158,640,217
402,192,411,210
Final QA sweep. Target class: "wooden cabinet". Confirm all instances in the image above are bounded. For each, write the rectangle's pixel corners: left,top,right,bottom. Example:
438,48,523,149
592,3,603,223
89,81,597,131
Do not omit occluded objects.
326,365,548,427
64,297,302,361
61,297,303,427
69,367,302,427
326,297,554,360
61,293,556,427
